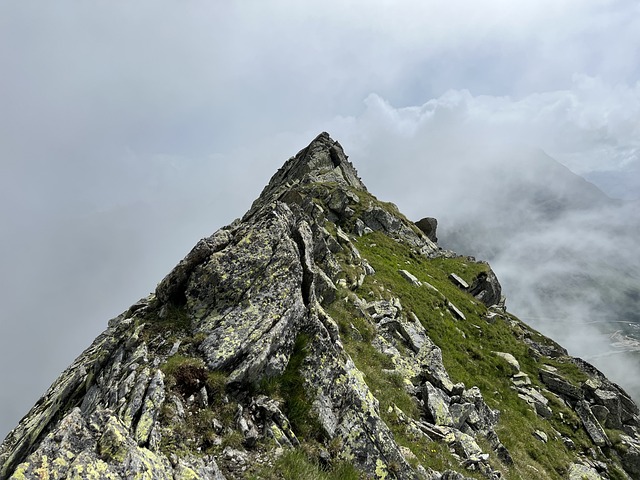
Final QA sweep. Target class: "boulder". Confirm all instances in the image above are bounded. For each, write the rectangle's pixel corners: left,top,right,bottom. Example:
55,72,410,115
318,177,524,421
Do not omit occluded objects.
415,217,438,243
449,403,475,430
365,300,399,320
492,351,520,373
468,269,502,307
461,387,499,431
378,315,430,353
417,339,455,394
517,387,552,418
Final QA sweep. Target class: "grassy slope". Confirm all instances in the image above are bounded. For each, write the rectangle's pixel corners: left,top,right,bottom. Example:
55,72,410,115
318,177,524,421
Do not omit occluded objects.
327,230,624,480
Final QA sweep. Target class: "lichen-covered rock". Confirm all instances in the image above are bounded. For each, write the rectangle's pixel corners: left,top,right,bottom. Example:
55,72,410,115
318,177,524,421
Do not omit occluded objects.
423,382,454,427
576,401,610,447
187,203,307,384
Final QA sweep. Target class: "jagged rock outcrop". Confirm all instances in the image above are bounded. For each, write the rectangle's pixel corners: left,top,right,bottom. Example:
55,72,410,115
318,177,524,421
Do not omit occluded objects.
2,132,639,480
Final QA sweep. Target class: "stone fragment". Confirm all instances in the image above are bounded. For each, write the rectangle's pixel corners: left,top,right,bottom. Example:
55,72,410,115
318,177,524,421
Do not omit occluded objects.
517,387,552,418
448,273,469,289
365,300,399,320
385,312,431,355
533,430,548,442
362,259,375,275
511,372,531,387
399,269,422,286
447,301,466,320
444,429,483,460
525,339,567,358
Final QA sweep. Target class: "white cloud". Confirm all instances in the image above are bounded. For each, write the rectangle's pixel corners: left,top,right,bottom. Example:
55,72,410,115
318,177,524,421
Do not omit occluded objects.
327,76,640,199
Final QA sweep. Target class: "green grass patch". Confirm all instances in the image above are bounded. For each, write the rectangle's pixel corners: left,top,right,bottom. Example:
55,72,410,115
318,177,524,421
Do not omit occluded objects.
143,304,192,339
248,449,361,480
258,333,326,441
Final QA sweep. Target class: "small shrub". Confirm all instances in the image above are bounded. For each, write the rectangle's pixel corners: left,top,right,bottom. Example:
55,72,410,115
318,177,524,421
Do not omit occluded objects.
161,355,207,397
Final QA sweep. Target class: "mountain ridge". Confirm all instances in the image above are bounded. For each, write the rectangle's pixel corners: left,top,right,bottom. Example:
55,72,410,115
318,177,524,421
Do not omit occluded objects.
2,133,639,480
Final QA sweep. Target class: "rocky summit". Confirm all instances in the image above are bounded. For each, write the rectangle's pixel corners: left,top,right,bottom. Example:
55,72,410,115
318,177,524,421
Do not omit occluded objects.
2,132,640,480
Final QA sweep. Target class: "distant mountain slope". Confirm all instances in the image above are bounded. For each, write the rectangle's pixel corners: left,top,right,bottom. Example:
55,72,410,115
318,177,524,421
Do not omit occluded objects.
430,148,640,400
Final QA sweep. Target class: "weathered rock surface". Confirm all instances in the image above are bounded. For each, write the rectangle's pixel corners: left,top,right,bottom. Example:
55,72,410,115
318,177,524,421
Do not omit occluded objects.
2,132,640,480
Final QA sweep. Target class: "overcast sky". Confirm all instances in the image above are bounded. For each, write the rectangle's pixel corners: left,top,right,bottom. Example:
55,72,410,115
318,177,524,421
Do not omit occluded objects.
1,0,640,440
